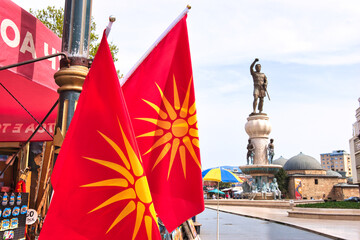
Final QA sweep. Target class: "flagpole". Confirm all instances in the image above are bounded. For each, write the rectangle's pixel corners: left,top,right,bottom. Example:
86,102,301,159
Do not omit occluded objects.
121,5,191,85
217,181,219,240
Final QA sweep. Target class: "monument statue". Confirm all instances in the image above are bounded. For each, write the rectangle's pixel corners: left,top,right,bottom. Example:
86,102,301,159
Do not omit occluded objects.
246,139,255,165
261,182,267,200
250,180,258,200
250,58,269,114
268,138,274,164
270,178,282,200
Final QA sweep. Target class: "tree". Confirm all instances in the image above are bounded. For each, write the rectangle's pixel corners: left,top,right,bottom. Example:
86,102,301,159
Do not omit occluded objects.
275,168,289,198
219,182,232,189
30,6,119,63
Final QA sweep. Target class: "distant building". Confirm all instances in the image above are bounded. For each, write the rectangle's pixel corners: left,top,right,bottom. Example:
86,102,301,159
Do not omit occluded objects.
349,98,360,184
320,150,352,177
284,152,359,201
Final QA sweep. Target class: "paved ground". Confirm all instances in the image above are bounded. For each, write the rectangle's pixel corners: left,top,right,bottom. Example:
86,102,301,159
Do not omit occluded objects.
198,208,331,240
205,204,360,240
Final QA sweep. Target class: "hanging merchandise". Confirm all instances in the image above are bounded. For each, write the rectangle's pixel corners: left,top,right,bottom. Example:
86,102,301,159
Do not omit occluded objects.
12,207,20,217
16,194,21,206
14,181,26,193
10,218,18,229
0,193,28,239
20,206,27,215
3,230,14,239
1,219,10,231
9,194,15,206
2,193,8,206
3,208,11,218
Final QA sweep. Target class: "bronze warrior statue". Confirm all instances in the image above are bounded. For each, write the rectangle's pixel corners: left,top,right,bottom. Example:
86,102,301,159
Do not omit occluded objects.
250,58,269,114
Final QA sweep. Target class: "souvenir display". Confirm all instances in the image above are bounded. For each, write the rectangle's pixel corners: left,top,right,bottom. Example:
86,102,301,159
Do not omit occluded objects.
0,193,28,239
20,206,27,215
1,194,8,206
16,194,21,206
9,194,15,206
10,218,18,229
2,208,11,218
11,208,19,217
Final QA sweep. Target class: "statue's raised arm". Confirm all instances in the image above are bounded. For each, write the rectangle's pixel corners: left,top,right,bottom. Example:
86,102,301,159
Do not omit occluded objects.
250,58,259,75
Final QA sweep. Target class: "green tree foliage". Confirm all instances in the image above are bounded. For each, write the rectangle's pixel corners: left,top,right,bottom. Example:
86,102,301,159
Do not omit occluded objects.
275,168,289,198
219,182,232,189
29,6,119,62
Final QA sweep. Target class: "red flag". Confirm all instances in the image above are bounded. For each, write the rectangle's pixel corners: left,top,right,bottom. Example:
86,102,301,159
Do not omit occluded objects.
122,13,204,232
39,33,161,240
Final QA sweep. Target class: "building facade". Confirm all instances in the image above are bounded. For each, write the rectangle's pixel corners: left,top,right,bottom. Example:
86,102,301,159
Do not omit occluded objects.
349,98,360,184
284,153,359,201
320,150,352,177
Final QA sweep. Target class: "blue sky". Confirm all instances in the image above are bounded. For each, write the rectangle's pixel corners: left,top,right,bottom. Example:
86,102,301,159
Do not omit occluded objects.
14,0,360,170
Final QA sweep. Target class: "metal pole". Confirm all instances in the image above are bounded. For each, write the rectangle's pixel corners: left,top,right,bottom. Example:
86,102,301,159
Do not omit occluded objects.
217,181,220,240
53,0,92,163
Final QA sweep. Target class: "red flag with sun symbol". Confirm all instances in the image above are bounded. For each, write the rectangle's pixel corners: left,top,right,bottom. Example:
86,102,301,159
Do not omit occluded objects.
39,33,161,240
122,11,204,232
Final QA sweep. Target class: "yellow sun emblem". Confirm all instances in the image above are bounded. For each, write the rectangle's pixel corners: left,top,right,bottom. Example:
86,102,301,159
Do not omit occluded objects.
81,118,157,240
137,75,201,179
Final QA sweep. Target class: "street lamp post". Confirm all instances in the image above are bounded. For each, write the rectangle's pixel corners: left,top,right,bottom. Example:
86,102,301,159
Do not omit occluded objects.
53,0,92,156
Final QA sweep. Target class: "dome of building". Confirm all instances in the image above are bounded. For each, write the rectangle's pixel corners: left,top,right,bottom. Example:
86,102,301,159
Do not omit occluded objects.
283,152,322,171
326,170,342,177
272,156,288,166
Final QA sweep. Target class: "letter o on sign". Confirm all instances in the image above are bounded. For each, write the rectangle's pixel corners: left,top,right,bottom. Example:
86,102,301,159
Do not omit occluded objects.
1,19,20,48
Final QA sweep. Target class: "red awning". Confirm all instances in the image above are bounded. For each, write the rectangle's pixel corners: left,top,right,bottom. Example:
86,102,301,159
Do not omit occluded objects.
0,0,61,142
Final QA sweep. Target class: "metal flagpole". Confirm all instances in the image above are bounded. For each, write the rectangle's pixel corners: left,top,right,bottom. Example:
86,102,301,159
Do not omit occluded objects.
121,5,191,85
217,181,220,240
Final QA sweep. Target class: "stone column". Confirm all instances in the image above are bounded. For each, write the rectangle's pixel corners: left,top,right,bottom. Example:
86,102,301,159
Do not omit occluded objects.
245,114,272,165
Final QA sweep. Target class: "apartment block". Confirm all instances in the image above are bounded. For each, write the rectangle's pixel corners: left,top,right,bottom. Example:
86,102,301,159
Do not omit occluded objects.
320,150,352,177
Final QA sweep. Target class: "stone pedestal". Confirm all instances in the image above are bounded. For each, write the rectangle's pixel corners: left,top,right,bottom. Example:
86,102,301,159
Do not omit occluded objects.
244,114,271,165
240,113,281,198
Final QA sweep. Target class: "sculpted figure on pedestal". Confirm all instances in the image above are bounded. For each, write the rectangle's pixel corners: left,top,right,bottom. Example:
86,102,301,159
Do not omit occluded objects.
250,58,269,114
246,139,255,165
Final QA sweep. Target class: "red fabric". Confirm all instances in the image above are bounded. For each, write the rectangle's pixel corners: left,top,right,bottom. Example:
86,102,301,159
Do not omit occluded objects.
122,15,204,232
0,0,60,142
15,180,26,192
39,33,160,240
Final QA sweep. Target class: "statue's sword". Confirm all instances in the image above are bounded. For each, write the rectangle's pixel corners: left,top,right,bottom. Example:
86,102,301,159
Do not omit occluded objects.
264,86,271,101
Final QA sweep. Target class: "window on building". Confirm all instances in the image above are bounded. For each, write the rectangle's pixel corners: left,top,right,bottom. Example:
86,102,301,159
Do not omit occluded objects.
323,166,326,168
336,165,338,167
341,169,343,171
315,179,318,185
327,166,330,169
340,161,343,163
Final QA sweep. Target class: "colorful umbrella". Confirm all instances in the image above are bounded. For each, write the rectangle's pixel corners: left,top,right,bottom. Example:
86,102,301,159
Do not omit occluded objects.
208,189,225,195
202,167,244,183
202,167,243,240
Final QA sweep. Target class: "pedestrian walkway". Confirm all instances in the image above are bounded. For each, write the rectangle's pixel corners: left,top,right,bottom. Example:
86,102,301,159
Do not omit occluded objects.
206,204,360,240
